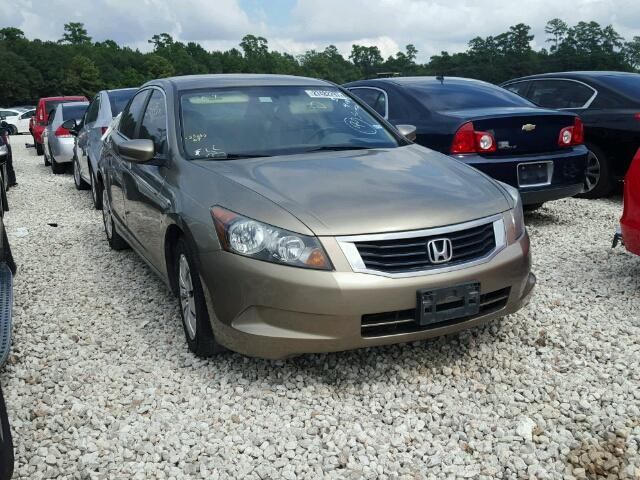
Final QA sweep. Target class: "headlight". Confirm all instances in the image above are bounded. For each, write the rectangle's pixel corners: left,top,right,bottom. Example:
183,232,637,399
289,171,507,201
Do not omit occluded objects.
211,206,332,270
500,182,525,242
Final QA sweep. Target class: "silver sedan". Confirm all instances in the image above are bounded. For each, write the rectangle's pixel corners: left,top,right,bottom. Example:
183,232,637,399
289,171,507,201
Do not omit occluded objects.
43,102,88,174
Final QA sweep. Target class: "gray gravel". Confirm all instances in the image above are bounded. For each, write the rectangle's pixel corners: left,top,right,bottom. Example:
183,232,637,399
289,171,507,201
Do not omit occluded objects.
2,141,639,479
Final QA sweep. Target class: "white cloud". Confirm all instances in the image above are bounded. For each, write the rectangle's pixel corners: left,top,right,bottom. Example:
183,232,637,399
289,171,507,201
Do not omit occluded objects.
1,0,638,59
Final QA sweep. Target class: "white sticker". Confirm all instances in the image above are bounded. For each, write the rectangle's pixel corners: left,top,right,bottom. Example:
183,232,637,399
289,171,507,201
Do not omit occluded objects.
305,90,348,100
259,97,273,103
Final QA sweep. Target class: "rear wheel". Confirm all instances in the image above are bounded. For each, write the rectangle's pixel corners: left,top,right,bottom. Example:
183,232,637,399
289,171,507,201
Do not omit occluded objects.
51,154,65,174
576,144,612,199
73,157,89,190
102,188,128,250
35,142,43,156
8,125,17,135
174,237,224,357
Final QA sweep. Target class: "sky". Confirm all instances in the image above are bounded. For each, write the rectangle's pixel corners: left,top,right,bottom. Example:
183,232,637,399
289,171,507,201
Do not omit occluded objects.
1,0,639,61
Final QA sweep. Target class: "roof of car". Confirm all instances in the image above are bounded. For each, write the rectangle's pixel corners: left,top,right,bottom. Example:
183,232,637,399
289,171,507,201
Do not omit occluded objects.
503,71,639,84
39,96,87,102
347,76,491,87
145,74,332,91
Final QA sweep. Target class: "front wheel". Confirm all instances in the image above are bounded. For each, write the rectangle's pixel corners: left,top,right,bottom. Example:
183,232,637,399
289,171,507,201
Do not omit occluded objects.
174,237,224,357
576,145,613,199
43,146,50,166
102,188,128,250
73,157,89,190
90,167,103,209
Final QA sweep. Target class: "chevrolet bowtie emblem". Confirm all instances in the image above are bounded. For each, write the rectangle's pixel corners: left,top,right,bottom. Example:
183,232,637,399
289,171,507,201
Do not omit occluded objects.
522,123,536,132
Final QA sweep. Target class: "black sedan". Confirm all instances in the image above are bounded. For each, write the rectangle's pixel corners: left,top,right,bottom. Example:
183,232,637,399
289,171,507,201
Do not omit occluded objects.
501,71,640,198
0,148,15,480
344,77,589,207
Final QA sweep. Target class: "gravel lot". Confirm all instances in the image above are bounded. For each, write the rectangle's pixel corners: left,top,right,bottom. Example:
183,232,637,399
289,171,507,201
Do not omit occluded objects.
1,141,639,479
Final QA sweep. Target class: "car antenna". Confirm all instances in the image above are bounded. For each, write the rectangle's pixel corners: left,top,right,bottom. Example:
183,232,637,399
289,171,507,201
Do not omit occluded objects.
436,74,444,84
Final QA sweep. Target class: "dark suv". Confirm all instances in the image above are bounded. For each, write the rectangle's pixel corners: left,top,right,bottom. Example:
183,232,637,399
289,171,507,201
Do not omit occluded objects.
501,72,640,198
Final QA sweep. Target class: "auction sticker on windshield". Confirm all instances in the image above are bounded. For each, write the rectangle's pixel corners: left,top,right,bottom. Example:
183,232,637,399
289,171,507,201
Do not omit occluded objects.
305,90,348,100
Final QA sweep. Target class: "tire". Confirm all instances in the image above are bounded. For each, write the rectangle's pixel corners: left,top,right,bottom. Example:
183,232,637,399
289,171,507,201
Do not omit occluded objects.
576,144,613,199
35,142,43,156
524,203,544,212
90,167,103,210
8,125,17,135
174,237,224,357
43,146,50,166
51,154,65,174
101,188,128,250
73,157,89,190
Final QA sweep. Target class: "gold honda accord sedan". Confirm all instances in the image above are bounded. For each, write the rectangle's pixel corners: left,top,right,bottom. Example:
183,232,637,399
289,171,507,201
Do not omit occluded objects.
99,74,535,359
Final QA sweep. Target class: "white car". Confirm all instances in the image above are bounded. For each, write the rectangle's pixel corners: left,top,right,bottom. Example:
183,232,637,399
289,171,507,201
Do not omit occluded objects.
0,108,36,134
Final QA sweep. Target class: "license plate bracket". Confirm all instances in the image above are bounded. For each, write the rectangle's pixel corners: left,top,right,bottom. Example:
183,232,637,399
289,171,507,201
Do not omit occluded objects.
517,161,553,187
417,282,480,326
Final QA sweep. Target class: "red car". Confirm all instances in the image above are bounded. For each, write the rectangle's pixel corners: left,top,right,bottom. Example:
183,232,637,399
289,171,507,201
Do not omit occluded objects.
614,148,640,255
31,96,87,155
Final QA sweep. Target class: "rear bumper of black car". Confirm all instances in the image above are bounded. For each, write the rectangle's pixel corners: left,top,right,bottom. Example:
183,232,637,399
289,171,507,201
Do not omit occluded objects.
454,146,588,205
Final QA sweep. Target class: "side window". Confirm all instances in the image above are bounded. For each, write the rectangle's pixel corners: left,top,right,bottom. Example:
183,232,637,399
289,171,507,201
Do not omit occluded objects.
528,80,595,109
138,90,167,155
504,82,530,97
20,111,35,119
350,88,388,118
85,97,100,124
119,91,150,139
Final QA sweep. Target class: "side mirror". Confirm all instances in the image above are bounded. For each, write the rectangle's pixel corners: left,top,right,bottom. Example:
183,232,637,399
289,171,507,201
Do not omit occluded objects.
118,139,155,163
396,124,417,142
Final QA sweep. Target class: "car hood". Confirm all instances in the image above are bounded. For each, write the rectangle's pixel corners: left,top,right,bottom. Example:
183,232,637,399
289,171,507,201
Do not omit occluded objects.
204,145,510,236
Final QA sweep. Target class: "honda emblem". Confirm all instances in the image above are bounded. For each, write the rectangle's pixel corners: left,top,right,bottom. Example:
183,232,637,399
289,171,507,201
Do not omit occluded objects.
427,238,453,264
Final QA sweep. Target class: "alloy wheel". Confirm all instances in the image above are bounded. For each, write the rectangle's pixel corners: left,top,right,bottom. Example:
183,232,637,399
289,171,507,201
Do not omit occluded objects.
584,151,601,193
178,254,197,340
102,189,112,239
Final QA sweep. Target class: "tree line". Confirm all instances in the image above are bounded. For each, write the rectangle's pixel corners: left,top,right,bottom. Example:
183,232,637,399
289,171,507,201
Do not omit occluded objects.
0,20,638,105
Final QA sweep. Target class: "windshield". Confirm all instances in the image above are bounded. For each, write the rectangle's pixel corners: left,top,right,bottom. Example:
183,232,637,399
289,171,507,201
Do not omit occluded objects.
108,89,136,116
407,81,534,111
180,86,400,159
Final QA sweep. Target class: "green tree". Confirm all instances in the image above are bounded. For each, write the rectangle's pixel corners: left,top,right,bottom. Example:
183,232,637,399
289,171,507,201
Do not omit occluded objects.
349,45,383,77
545,19,568,52
143,54,174,79
0,27,25,42
59,22,92,45
64,55,101,97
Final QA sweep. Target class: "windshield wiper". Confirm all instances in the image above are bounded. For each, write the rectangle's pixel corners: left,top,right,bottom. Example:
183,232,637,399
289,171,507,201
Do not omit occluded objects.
196,153,272,160
303,145,372,153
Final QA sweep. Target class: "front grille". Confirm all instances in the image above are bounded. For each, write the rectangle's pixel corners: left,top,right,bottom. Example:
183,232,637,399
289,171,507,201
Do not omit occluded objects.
353,222,496,274
361,287,510,337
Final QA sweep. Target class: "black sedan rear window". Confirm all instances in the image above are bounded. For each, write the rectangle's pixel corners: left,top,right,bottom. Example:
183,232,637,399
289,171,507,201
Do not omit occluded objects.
407,81,534,111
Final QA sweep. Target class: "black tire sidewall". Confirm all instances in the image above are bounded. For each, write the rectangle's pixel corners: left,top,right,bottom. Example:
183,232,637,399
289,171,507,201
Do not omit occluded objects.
174,237,219,357
577,144,612,199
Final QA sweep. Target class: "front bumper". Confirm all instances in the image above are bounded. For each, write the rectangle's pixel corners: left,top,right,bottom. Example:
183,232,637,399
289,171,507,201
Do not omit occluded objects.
455,146,588,205
199,232,534,359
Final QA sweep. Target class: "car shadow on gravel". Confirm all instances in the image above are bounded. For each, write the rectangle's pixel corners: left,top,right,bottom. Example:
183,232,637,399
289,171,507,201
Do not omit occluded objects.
524,209,568,227
193,320,507,388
